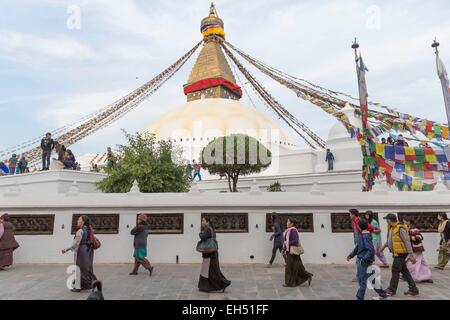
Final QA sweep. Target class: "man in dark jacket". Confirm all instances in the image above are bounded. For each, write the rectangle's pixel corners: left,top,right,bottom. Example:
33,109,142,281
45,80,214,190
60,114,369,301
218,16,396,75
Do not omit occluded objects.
129,214,153,276
347,219,388,300
267,214,286,267
325,149,335,171
40,132,55,170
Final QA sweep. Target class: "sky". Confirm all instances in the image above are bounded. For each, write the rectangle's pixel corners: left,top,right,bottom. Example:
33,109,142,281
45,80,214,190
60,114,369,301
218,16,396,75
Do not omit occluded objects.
0,0,449,156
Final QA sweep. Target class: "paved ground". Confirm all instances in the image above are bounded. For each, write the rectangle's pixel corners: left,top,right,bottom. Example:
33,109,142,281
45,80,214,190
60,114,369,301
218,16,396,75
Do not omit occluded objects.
0,263,449,300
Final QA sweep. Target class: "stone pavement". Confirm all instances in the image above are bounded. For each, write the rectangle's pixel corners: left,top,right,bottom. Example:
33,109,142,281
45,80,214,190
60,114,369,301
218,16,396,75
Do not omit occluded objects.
0,263,449,300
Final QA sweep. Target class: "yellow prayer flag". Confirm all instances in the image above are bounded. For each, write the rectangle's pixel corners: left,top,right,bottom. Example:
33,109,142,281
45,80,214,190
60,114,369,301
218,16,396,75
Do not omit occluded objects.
375,143,385,156
425,154,437,163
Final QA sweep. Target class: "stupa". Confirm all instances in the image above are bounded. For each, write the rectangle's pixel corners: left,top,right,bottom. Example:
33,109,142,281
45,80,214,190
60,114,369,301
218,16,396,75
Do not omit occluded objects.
142,3,295,162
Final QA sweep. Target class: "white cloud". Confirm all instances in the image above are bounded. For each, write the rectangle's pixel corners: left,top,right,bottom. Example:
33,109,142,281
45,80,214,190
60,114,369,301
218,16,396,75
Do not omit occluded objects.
0,31,94,63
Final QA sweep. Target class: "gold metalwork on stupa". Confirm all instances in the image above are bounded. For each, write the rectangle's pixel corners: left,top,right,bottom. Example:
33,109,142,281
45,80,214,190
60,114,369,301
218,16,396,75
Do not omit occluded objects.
184,3,241,102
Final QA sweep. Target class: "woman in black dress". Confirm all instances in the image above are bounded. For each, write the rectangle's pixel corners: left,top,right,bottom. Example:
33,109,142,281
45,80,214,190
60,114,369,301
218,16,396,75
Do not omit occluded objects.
282,217,313,287
198,216,231,293
62,215,97,291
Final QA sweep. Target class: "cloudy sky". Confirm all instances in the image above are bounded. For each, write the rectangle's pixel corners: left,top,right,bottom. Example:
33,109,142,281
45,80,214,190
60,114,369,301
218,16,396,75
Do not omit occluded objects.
0,0,449,155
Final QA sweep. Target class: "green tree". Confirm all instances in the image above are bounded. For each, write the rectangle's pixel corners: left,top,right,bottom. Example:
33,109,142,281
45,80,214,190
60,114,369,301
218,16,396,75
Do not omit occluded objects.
200,134,272,192
97,132,190,193
267,181,283,192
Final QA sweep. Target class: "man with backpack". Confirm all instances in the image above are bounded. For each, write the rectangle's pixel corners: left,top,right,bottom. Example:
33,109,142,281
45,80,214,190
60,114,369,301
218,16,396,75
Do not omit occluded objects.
381,213,419,297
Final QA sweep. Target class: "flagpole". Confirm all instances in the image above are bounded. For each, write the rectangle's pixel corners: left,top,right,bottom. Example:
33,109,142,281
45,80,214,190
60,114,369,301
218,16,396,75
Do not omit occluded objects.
432,39,450,126
352,38,373,191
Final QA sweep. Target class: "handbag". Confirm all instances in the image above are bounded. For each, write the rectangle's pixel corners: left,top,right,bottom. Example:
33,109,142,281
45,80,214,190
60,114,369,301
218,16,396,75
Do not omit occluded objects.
289,244,304,256
92,237,101,250
196,227,218,253
89,227,101,250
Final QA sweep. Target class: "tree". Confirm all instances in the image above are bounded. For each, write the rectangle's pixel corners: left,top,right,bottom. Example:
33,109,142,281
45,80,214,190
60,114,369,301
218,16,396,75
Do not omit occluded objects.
200,134,272,192
97,132,190,193
267,181,283,192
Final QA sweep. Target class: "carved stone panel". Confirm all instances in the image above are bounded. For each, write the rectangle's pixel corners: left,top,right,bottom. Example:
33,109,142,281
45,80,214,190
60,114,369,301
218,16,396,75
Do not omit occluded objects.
71,214,120,235
138,214,184,234
397,213,441,233
331,212,379,233
9,215,55,235
201,213,248,233
265,213,314,232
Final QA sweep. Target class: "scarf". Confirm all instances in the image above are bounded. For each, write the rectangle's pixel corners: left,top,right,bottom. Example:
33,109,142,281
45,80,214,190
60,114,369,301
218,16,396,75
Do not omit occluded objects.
284,226,298,250
438,220,448,234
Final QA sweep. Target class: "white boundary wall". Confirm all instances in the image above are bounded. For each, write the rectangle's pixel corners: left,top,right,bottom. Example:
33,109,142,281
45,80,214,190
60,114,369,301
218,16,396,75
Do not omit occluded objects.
1,184,448,266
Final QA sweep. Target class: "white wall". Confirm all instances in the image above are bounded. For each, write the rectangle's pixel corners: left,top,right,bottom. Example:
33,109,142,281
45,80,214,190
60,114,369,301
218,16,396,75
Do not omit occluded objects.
3,186,449,265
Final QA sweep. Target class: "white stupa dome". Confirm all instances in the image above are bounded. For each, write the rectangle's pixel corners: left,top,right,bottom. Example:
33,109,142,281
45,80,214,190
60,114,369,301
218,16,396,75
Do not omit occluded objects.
142,98,295,159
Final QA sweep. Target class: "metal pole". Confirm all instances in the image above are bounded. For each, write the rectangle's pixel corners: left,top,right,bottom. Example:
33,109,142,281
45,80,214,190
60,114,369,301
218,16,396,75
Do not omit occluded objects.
432,39,450,126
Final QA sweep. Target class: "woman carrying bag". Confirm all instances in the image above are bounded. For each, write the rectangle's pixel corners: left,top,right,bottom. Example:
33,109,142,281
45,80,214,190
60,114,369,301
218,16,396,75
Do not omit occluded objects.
282,217,313,287
197,216,231,293
0,214,20,271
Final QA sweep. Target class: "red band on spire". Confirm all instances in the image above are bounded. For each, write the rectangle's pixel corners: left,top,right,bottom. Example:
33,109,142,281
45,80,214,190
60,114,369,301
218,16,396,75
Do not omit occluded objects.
184,77,242,97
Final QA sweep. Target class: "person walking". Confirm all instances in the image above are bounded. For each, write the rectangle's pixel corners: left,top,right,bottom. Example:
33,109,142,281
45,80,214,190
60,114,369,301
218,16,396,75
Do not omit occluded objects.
18,154,28,174
185,161,193,181
8,154,18,175
402,217,433,283
364,211,389,268
380,213,419,297
197,216,230,293
435,213,450,270
129,214,154,276
266,214,286,267
0,214,20,271
40,132,55,170
192,160,202,181
347,219,388,300
325,149,335,171
106,147,116,168
282,217,313,287
62,215,97,291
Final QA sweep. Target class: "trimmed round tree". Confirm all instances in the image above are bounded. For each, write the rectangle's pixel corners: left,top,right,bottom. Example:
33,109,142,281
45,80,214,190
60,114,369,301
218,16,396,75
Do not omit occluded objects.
200,134,272,192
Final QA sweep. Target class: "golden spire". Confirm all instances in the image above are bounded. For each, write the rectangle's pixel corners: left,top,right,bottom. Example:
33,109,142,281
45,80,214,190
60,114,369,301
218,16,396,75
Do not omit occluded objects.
183,3,242,102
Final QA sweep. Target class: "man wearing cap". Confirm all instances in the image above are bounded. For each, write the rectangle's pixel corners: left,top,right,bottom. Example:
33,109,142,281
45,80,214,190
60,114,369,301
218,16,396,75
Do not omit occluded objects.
129,214,154,276
381,213,419,297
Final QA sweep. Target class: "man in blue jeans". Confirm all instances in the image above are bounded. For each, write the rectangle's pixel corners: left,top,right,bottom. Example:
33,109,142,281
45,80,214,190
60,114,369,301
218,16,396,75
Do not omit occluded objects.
347,219,388,300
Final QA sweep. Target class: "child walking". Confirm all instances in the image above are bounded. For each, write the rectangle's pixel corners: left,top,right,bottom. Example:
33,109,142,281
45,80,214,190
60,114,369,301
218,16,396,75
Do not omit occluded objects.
347,219,388,300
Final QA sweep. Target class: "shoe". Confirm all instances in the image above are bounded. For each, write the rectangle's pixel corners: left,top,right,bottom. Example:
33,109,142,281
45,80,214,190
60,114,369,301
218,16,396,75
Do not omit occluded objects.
379,265,389,269
404,290,419,297
129,272,138,275
148,266,154,277
70,289,82,293
222,288,226,293
419,279,433,284
385,288,396,297
308,276,312,286
434,266,444,270
372,296,389,300
282,284,289,287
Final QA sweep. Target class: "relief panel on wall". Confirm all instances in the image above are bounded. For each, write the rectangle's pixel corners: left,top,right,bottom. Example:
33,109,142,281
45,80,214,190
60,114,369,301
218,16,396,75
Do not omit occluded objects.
71,214,120,234
330,212,379,233
9,214,55,235
201,213,248,233
397,212,441,233
265,213,314,232
138,213,184,234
